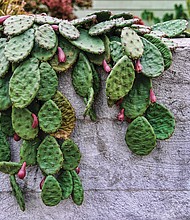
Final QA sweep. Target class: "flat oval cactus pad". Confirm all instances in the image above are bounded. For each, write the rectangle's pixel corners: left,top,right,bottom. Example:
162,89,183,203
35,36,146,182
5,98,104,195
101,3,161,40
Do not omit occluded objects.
125,116,156,156
145,103,175,140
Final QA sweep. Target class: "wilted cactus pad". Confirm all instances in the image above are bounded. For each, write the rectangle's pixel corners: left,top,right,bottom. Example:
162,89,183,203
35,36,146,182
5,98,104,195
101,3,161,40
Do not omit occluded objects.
145,103,175,140
125,116,156,156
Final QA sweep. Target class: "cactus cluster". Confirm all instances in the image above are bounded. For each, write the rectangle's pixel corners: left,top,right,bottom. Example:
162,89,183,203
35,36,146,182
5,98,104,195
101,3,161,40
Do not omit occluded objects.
0,12,187,211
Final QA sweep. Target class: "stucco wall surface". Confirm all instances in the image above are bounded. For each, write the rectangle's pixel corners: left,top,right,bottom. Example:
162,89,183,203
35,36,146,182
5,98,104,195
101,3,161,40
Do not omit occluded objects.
0,39,190,220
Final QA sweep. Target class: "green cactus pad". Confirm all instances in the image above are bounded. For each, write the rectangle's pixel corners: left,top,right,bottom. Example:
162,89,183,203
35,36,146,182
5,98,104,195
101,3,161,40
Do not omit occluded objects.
59,20,80,40
121,27,144,59
84,87,94,117
57,170,73,200
144,34,172,70
50,36,79,73
38,100,62,133
87,10,111,22
10,175,25,211
0,74,12,111
110,12,133,20
109,41,125,63
72,53,93,98
161,38,178,51
35,24,57,50
89,20,116,36
37,62,58,101
4,15,34,36
41,175,62,206
69,29,105,54
61,139,81,171
70,170,84,206
70,15,97,26
0,130,11,161
0,109,14,136
145,103,175,140
34,15,61,25
9,57,40,108
115,18,140,28
4,28,35,63
12,107,39,140
51,91,76,139
106,55,135,101
121,74,151,119
31,37,58,61
83,98,97,122
20,138,41,166
152,19,188,37
0,162,21,174
37,136,63,175
125,116,156,156
86,35,110,66
0,38,10,77
140,37,164,78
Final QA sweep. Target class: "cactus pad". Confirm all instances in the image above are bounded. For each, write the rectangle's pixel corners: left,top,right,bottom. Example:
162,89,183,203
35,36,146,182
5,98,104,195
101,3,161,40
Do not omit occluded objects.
37,62,58,101
0,130,11,161
115,18,139,28
51,91,76,139
12,107,39,140
110,12,133,20
41,175,62,206
0,74,12,111
140,37,164,78
106,55,135,101
57,170,73,199
125,116,156,156
69,29,105,54
59,20,80,40
121,27,144,59
152,19,188,37
144,34,172,70
70,170,84,206
61,139,81,170
4,28,35,63
31,37,58,61
0,109,14,136
84,87,94,117
10,175,25,211
34,15,61,25
38,100,62,133
0,38,10,77
50,36,79,72
145,103,175,140
121,74,151,119
4,15,34,36
9,57,40,108
20,138,41,166
72,53,93,98
109,41,125,63
37,136,63,175
35,24,57,50
70,15,97,26
87,10,111,22
89,20,116,36
0,162,21,174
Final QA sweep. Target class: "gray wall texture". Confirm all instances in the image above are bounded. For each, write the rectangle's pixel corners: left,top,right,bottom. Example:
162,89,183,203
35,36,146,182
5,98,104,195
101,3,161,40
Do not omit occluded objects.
0,39,190,220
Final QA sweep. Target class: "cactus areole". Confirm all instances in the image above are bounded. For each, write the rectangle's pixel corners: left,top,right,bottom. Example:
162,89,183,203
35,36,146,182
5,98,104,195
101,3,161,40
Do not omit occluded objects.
0,12,182,211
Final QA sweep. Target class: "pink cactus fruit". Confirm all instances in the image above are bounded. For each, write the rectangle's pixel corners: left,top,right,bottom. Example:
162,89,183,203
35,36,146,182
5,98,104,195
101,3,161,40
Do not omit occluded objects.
0,15,10,24
17,162,27,179
102,59,111,73
75,167,80,174
150,88,157,103
40,177,46,189
117,108,125,122
32,113,38,129
58,47,67,63
51,25,59,31
135,59,142,73
14,133,21,141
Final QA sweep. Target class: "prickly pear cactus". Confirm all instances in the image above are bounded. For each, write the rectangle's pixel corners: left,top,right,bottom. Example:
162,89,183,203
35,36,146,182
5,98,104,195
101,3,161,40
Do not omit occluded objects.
0,10,182,211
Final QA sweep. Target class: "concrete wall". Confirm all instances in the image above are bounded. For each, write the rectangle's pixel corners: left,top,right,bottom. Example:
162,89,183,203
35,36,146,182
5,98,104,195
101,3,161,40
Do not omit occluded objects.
0,39,190,220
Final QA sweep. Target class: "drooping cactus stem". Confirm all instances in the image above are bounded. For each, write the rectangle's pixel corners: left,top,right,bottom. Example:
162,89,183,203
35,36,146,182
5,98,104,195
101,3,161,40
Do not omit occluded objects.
102,59,111,73
32,113,38,129
135,59,142,73
14,133,21,141
51,25,59,31
0,15,10,24
117,108,125,121
150,88,157,103
17,162,27,179
116,98,123,106
58,47,66,63
40,176,46,190
76,167,80,174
